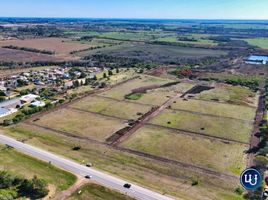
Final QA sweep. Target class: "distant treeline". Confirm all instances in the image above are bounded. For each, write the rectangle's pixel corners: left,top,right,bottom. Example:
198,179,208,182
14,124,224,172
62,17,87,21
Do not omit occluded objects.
2,45,55,55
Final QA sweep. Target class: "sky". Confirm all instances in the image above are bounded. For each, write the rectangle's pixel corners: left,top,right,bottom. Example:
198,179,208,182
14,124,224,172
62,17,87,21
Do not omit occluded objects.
0,0,268,20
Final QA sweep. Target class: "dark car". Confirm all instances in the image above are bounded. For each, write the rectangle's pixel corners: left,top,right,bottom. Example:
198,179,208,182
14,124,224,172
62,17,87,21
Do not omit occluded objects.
123,183,131,189
85,175,92,179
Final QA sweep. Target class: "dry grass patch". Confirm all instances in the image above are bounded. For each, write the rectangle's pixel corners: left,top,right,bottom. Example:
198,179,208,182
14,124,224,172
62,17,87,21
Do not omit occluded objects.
150,109,252,143
33,108,126,142
171,98,256,121
0,38,92,55
121,125,247,175
71,96,153,120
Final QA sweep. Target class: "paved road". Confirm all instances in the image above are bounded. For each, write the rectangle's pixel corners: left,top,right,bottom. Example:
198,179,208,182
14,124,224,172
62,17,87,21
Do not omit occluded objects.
0,134,174,200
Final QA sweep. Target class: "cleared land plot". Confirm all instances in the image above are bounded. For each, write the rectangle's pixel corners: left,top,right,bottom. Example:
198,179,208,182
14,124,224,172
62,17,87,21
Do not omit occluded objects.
0,48,62,62
150,109,252,143
33,108,127,142
193,84,257,106
171,98,256,121
4,124,243,200
68,183,135,200
80,43,227,63
70,96,153,120
121,125,247,175
0,38,92,54
99,75,171,101
0,145,76,193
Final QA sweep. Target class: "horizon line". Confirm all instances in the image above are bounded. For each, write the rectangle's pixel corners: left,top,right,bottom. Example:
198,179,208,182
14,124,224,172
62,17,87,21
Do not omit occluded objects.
0,16,268,21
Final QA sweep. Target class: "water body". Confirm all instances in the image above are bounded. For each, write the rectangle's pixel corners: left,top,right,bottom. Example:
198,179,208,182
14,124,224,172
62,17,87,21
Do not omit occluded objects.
246,55,268,65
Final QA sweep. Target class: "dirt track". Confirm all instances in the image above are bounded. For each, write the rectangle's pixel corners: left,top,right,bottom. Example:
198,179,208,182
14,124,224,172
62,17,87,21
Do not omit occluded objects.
247,80,266,167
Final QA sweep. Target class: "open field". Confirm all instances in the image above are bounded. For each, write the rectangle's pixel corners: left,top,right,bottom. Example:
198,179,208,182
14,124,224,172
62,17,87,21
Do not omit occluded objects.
0,47,63,62
0,144,77,194
99,75,171,100
68,183,135,200
3,124,244,200
150,109,252,143
70,96,153,120
193,84,257,106
156,34,217,46
0,38,93,54
78,43,228,63
243,38,268,49
32,108,127,142
171,98,256,121
121,125,247,175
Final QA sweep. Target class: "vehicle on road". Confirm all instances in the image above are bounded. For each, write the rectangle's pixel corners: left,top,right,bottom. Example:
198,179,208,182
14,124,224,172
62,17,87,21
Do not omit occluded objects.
85,175,92,179
123,183,131,189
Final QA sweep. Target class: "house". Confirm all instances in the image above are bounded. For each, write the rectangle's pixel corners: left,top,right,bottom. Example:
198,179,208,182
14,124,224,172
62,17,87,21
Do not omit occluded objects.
30,101,45,108
20,94,39,104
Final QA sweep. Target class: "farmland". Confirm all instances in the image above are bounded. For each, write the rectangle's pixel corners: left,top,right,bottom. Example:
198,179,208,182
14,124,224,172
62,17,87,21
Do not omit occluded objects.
0,47,63,62
0,38,93,55
243,38,268,49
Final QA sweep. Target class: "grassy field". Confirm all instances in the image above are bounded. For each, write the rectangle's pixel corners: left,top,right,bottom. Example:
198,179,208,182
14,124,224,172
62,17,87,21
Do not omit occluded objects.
156,34,217,46
0,144,76,194
68,183,135,200
121,125,247,175
3,124,244,200
193,84,257,106
99,75,171,100
171,98,256,121
33,108,127,142
150,109,252,143
243,38,268,49
70,96,153,120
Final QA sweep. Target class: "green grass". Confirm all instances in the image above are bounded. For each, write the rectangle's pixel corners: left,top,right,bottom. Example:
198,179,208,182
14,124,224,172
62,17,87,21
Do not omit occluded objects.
71,96,152,120
171,98,256,121
0,144,76,192
243,38,268,49
150,109,252,143
121,125,247,175
194,85,257,106
68,183,135,200
125,93,144,100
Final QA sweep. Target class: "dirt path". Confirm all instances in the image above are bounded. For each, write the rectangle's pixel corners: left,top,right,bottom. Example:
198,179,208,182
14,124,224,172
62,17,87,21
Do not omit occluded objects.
111,92,184,146
53,177,87,200
247,80,266,167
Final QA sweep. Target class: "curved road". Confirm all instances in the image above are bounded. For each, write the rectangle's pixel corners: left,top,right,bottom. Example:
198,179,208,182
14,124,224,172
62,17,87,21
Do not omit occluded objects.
0,134,174,200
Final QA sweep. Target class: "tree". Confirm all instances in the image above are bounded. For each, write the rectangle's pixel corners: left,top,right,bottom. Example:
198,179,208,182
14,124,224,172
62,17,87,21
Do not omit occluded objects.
103,73,107,79
93,75,97,81
108,70,113,76
116,68,120,73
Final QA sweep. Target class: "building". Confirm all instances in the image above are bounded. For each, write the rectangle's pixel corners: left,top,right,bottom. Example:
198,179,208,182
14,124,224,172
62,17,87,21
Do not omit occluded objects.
0,108,17,118
30,101,46,108
20,94,39,104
